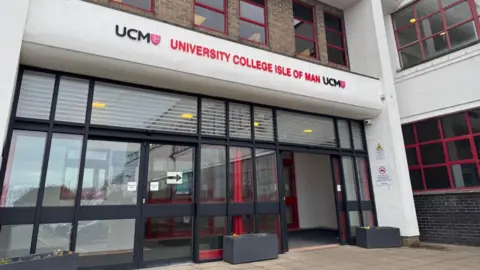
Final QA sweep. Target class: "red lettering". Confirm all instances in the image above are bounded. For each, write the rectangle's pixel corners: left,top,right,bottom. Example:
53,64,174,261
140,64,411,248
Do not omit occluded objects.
305,73,321,83
233,55,240,65
203,47,210,58
224,53,231,62
188,44,195,54
178,41,186,52
196,45,203,56
255,60,261,70
170,39,178,50
210,49,216,59
267,63,273,73
240,57,247,66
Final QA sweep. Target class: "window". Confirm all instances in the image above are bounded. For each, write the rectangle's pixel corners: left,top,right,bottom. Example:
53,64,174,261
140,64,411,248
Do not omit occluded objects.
392,0,480,68
324,13,348,66
293,1,317,58
111,0,153,12
194,0,227,33
403,108,480,191
239,0,267,44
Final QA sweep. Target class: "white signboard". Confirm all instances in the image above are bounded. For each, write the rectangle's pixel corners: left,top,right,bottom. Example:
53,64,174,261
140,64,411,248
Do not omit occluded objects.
150,182,159,191
127,182,137,191
167,172,183,184
375,165,392,189
375,143,385,161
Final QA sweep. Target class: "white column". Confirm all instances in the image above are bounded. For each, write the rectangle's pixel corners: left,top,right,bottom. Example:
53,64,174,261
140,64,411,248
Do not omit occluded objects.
365,0,420,237
0,0,30,161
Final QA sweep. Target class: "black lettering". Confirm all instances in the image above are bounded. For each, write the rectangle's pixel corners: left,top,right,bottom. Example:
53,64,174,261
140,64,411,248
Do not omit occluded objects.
115,25,126,37
138,31,150,43
127,29,138,40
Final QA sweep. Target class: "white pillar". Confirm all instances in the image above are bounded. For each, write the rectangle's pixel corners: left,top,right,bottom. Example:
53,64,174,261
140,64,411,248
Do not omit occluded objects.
365,0,420,238
0,0,30,161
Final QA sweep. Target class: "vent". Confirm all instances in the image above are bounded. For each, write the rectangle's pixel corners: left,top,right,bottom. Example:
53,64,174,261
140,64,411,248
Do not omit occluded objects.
254,107,274,141
16,71,55,120
55,77,89,123
202,99,226,136
229,103,251,139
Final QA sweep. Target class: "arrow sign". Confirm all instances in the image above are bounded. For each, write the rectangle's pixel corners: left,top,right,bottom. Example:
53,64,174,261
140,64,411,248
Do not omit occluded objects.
167,172,183,184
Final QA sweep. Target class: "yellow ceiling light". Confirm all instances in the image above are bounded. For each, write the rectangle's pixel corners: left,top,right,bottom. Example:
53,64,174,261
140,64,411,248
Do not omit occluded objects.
254,122,260,127
195,14,206,25
303,129,313,133
410,18,416,23
92,102,106,108
181,113,194,119
440,32,446,36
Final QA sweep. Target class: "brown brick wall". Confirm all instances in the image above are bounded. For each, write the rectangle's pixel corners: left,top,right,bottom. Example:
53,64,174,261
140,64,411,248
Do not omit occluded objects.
83,0,347,70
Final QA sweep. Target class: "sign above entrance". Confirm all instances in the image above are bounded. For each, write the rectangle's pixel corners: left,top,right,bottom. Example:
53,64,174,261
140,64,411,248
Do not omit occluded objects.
167,172,183,184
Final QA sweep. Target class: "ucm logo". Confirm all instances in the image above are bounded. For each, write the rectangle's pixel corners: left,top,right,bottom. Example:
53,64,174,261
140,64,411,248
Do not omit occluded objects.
323,77,346,89
116,25,161,45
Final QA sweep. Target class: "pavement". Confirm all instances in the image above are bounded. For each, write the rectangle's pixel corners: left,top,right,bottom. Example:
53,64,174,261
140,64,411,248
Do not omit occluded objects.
148,244,480,270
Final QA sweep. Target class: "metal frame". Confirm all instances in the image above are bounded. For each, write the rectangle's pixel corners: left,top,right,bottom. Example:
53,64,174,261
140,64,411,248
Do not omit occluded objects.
238,0,269,46
324,12,349,67
193,0,229,34
293,0,319,59
0,65,374,269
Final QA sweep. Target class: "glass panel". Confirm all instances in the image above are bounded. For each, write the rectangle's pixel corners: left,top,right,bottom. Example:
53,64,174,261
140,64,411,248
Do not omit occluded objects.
286,205,293,225
76,219,135,268
277,110,336,147
452,163,480,188
475,136,480,158
196,0,224,10
469,109,480,134
444,2,472,27
416,118,440,142
55,77,89,123
43,134,83,207
293,2,313,23
348,211,361,237
409,169,424,190
1,131,46,207
255,149,277,202
200,145,226,202
449,21,478,50
419,13,444,38
399,43,423,67
198,216,226,261
0,224,33,258
416,0,440,18
446,139,473,161
351,122,365,150
362,211,375,227
229,103,251,139
406,147,418,166
148,145,194,203
423,34,448,58
143,217,192,262
229,147,253,203
324,13,342,32
240,1,265,23
420,143,445,165
257,214,281,251
424,166,450,189
36,223,71,254
441,112,469,138
231,215,254,234
91,82,197,133
393,5,415,29
402,124,416,145
356,158,371,201
338,120,351,149
295,38,316,57
294,20,314,39
397,26,418,47
328,47,347,65
254,107,274,141
326,31,343,47
80,140,140,206
240,21,266,44
283,165,292,197
195,6,225,32
342,157,358,201
201,99,226,137
118,0,151,10
441,0,462,6
16,71,55,120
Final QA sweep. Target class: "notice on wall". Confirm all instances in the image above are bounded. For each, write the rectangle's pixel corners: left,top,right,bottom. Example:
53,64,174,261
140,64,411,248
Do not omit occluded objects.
167,172,183,184
375,143,386,161
375,165,392,189
150,182,159,191
127,182,137,191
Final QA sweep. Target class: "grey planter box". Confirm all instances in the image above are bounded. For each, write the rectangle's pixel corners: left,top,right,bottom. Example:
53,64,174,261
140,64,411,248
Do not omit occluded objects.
223,233,278,264
356,227,402,249
0,253,78,270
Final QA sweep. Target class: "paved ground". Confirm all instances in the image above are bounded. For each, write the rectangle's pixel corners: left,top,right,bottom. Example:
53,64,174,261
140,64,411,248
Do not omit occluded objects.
150,244,480,270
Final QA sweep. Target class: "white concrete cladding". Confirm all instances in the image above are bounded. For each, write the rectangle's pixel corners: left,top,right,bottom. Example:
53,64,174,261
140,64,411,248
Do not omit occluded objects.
20,0,382,120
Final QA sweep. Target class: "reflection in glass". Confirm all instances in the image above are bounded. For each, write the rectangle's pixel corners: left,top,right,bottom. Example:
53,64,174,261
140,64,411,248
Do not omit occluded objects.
444,2,471,27
80,141,140,206
255,149,278,202
240,1,264,23
147,145,194,203
295,38,316,57
424,166,450,189
200,145,226,202
397,26,418,47
342,157,358,201
116,0,151,10
441,112,469,138
199,216,226,260
2,131,46,207
399,43,422,67
43,134,83,207
294,20,314,39
348,211,361,237
0,224,33,258
362,211,375,227
240,21,266,44
355,158,370,201
36,223,71,254
230,215,254,235
452,163,480,188
229,147,253,203
449,21,478,50
194,6,225,32
422,35,448,59
328,47,347,66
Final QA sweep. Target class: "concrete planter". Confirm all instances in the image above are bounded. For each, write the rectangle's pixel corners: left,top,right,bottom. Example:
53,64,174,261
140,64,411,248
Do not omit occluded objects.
223,233,278,264
0,251,78,270
356,227,402,249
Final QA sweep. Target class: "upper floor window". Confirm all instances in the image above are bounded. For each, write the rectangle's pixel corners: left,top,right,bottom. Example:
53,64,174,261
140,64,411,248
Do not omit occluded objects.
111,0,153,12
324,13,348,66
293,1,317,58
403,108,480,192
393,0,480,68
194,0,227,33
239,0,268,45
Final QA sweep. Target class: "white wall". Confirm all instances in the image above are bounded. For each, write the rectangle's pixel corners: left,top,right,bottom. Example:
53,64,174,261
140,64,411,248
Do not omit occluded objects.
293,153,337,230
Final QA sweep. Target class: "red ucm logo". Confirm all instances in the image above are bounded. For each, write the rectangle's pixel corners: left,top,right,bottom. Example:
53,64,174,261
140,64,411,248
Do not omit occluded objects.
116,25,161,46
323,77,346,89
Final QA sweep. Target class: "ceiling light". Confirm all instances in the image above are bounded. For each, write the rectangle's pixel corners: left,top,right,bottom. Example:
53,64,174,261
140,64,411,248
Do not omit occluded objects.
254,122,260,127
181,113,194,119
195,15,206,25
410,18,416,23
303,129,313,133
440,32,446,36
92,102,106,108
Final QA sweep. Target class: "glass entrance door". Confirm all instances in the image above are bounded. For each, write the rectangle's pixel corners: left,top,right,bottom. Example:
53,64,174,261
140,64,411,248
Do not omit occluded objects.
138,144,195,268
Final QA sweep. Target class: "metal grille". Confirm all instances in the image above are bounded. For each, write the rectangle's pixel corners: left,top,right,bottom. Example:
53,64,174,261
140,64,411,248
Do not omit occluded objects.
351,121,366,150
201,99,226,136
276,110,337,147
337,120,351,149
16,71,55,120
91,82,197,133
254,107,274,141
55,77,89,123
229,103,251,139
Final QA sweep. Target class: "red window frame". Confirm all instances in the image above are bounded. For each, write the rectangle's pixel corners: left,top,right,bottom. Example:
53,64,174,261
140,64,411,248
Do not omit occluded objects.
238,0,268,45
110,0,154,12
324,12,349,67
293,0,318,59
392,0,480,68
404,110,480,193
194,0,228,34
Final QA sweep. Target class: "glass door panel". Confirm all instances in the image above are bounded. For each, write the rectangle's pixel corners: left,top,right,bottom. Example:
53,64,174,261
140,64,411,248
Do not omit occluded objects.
282,153,298,230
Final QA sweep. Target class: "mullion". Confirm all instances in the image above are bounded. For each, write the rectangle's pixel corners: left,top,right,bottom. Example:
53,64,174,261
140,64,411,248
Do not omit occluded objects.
437,118,455,188
465,111,480,183
250,105,259,232
348,121,364,227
